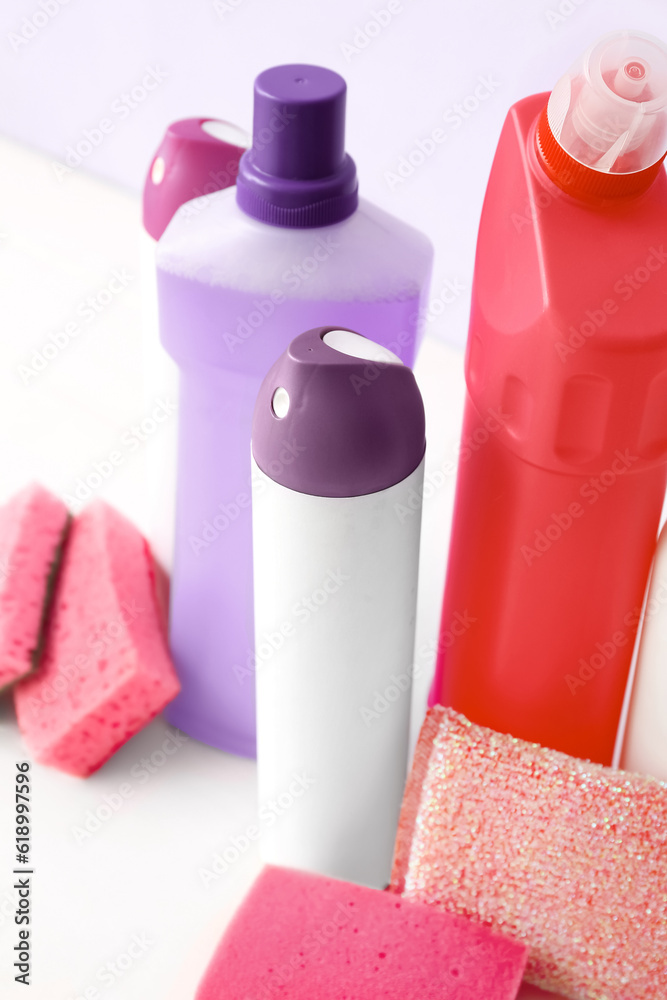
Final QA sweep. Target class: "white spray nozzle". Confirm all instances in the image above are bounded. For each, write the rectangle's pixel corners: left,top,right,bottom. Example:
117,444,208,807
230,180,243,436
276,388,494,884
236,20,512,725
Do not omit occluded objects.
547,30,667,175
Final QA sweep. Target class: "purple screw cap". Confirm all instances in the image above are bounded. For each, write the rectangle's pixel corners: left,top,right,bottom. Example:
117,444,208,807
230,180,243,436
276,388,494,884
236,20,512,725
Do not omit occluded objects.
236,65,359,229
252,327,425,498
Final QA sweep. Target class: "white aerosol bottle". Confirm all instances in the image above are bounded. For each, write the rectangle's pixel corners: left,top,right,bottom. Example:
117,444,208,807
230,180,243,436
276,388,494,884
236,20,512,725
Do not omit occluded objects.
252,326,426,888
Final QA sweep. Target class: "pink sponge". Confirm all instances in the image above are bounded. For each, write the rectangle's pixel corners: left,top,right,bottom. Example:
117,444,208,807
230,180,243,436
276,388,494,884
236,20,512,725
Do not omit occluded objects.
14,500,180,776
0,483,69,691
195,865,527,1000
391,707,667,1000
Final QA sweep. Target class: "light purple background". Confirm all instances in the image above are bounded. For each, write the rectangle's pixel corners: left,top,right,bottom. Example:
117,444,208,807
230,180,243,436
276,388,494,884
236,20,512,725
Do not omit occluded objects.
2,0,665,347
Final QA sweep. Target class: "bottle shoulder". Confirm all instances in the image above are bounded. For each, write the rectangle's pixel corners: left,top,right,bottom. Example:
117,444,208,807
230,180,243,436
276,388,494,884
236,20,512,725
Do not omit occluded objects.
464,95,667,474
475,93,667,341
156,193,433,301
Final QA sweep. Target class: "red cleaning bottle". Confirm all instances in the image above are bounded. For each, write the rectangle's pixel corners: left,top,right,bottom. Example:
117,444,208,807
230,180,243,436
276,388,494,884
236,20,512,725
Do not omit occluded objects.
430,30,667,765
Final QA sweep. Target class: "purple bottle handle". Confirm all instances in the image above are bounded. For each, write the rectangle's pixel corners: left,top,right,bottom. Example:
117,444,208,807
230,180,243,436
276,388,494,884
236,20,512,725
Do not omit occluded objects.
143,117,249,240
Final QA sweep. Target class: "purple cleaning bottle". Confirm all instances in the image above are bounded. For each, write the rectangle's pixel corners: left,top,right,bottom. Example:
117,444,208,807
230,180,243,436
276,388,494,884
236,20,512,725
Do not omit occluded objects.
157,64,433,757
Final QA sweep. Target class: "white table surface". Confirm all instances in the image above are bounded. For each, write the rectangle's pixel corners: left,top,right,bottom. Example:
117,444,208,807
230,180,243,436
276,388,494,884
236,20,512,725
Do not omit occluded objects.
0,134,560,1000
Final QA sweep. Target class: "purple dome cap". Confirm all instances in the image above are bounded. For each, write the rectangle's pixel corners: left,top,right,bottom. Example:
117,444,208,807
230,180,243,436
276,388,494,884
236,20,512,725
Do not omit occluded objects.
143,118,249,240
252,327,425,498
236,65,359,229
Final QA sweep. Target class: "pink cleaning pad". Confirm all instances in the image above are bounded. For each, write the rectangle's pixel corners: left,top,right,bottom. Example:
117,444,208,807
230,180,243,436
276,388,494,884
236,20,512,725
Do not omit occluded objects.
14,500,179,776
0,483,69,691
196,864,527,1000
391,706,667,1000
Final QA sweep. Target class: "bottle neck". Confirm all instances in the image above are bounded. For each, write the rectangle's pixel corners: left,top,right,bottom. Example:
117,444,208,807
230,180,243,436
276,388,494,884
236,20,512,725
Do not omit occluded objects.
236,150,358,229
534,103,666,204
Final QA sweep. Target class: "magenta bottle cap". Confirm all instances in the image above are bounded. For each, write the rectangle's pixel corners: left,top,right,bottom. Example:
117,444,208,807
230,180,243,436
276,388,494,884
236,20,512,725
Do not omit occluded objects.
236,65,358,229
143,118,250,240
252,327,425,498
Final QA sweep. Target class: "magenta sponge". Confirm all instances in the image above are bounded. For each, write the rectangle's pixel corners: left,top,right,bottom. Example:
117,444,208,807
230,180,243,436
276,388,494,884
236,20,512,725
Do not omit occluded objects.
195,865,527,1000
0,483,69,691
14,499,179,776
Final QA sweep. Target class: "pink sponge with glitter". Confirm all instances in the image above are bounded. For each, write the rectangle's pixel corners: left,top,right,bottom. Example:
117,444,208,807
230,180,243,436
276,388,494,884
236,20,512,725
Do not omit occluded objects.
14,500,179,776
0,483,70,691
195,865,527,1000
391,706,667,1000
